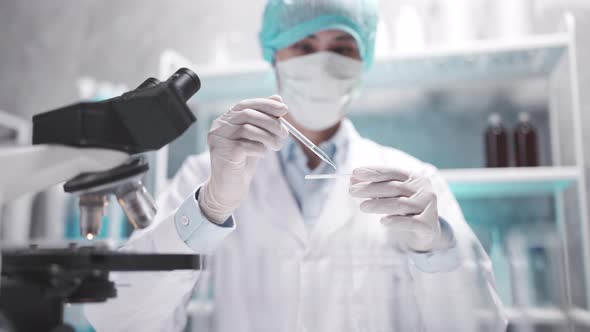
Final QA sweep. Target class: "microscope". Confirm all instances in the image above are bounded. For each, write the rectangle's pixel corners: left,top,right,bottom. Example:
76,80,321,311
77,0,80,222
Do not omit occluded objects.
0,68,203,332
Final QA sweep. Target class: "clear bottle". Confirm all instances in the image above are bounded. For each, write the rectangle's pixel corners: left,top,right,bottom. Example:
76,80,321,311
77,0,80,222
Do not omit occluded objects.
485,113,509,167
514,112,538,167
393,5,426,52
489,228,513,306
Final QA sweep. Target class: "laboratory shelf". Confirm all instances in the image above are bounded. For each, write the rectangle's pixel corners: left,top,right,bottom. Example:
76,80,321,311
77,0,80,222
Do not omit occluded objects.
503,307,590,326
505,307,566,325
440,166,580,198
367,33,568,89
569,307,590,327
191,33,568,103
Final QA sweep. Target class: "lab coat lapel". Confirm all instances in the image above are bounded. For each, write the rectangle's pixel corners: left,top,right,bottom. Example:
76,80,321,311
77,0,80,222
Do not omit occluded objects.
254,151,309,248
308,121,362,248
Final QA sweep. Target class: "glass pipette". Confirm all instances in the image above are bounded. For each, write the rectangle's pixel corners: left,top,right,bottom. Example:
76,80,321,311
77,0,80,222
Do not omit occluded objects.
279,117,337,170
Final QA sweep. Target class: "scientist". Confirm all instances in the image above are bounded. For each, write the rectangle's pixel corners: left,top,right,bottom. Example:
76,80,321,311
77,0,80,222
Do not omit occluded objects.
86,0,507,331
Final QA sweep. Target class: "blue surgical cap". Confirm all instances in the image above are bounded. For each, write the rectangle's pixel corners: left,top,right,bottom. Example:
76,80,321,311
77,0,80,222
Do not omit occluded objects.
259,0,379,70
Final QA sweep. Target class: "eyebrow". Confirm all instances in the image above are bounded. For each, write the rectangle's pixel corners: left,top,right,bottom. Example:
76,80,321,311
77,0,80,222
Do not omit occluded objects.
335,34,355,41
305,33,355,41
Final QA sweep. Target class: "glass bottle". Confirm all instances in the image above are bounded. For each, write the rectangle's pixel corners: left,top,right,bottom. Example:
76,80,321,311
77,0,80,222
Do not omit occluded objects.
485,113,509,167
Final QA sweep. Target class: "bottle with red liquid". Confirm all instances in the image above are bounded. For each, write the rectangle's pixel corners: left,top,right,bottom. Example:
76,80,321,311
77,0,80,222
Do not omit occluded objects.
485,113,509,167
514,112,538,167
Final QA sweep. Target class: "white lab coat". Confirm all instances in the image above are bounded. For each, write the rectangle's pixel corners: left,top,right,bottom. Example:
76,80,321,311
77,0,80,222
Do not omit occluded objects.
85,120,507,332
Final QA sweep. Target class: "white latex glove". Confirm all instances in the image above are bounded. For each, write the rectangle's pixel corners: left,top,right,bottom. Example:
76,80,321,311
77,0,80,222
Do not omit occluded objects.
199,95,289,223
349,166,447,252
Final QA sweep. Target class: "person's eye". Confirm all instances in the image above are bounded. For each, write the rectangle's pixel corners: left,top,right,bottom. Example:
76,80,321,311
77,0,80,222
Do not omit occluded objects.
294,42,315,54
332,46,357,57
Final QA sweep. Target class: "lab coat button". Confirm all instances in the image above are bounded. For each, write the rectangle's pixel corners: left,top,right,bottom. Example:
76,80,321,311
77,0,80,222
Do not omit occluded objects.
180,215,190,226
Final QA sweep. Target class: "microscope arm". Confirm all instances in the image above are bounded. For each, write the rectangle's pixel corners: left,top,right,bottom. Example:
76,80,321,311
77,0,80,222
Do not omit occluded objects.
0,145,129,202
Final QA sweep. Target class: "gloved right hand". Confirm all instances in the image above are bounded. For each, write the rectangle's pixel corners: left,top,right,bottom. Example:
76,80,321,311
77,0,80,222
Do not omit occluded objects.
199,96,289,224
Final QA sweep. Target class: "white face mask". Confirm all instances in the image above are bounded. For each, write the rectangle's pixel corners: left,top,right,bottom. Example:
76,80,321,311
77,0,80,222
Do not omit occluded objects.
276,52,363,131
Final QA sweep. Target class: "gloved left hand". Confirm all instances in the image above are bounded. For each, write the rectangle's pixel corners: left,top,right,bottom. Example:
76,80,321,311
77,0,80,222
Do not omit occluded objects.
349,166,446,252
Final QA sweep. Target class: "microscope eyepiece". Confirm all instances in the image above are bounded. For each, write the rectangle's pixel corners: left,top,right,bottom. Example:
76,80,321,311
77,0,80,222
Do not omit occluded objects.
167,67,201,102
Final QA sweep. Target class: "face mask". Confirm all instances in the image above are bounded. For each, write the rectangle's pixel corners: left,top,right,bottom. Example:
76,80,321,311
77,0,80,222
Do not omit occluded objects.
276,52,363,131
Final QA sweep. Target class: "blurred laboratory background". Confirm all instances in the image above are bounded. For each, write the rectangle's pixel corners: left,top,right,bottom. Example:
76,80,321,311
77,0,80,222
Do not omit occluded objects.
2,0,590,331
